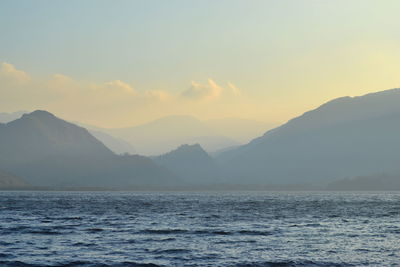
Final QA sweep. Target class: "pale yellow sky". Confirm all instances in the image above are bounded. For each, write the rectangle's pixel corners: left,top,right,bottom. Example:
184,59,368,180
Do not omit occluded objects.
1,1,400,127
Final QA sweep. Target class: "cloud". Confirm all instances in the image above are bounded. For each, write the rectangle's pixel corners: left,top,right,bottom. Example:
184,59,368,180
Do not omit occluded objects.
144,90,171,101
0,62,258,127
181,79,223,100
227,82,242,97
0,62,30,84
106,80,136,95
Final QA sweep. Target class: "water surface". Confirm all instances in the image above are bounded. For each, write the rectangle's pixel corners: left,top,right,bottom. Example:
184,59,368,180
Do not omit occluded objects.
0,191,399,266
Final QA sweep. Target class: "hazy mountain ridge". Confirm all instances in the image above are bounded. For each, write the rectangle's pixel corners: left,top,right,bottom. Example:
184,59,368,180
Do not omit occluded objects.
218,88,400,185
2,89,400,190
74,116,274,156
88,129,136,155
0,110,113,165
0,110,179,187
106,115,241,155
153,144,221,184
0,112,137,156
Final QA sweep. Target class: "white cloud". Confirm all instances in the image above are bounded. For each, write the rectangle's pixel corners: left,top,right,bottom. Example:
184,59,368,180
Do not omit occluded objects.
144,90,171,101
0,62,30,84
106,80,136,95
0,62,256,127
181,79,223,100
227,82,242,97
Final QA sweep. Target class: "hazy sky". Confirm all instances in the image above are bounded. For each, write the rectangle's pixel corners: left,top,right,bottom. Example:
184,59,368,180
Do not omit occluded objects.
1,0,400,127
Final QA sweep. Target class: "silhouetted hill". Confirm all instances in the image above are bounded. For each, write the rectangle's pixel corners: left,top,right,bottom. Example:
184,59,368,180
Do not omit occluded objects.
153,144,221,184
0,110,113,164
0,169,28,187
0,110,179,187
107,115,239,155
218,88,400,185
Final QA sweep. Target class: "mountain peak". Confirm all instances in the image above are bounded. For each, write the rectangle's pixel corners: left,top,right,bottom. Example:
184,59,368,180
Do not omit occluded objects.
162,143,206,157
23,110,56,119
154,143,220,184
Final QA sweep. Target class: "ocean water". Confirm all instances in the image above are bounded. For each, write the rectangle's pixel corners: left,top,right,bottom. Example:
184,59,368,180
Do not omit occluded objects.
0,191,399,267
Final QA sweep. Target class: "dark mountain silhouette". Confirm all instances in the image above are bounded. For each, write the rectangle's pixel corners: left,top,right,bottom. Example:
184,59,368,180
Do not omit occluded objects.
153,144,221,184
0,113,137,155
0,110,179,187
217,88,400,185
0,169,28,187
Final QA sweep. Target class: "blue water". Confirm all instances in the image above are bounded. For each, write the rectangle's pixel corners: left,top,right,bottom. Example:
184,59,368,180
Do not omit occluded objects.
0,191,400,266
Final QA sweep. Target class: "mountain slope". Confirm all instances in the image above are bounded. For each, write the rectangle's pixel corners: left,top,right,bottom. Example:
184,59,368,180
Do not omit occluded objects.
0,110,178,187
153,144,221,184
218,88,400,185
89,129,136,155
0,110,113,165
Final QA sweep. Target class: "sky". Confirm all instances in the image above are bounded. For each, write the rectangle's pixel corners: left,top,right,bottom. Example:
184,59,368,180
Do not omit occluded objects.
1,0,400,127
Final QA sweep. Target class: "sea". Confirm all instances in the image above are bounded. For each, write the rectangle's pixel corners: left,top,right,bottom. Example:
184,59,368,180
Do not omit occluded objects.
0,191,399,266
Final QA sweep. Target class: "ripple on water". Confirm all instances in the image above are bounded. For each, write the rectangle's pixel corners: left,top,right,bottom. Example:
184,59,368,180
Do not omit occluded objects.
0,191,399,266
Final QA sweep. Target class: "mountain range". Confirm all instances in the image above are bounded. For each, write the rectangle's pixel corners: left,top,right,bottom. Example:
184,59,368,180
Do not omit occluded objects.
83,116,273,156
1,112,273,156
103,115,240,156
217,88,400,186
1,88,400,190
0,110,178,188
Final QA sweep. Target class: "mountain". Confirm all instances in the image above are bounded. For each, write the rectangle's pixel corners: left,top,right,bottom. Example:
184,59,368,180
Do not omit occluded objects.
218,88,400,185
107,115,239,155
0,111,28,123
72,121,137,155
0,169,28,187
0,110,178,187
153,144,221,184
205,118,276,144
0,110,113,164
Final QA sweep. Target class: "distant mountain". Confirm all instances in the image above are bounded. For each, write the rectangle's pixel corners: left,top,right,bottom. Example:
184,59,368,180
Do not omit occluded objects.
89,129,136,155
0,169,28,187
107,115,239,155
205,118,276,144
0,110,178,187
74,116,275,156
0,111,28,123
153,144,221,184
218,88,400,185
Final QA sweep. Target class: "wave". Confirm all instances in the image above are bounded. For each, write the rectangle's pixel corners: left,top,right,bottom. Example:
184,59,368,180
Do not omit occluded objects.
232,260,355,267
0,261,162,267
140,228,274,236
